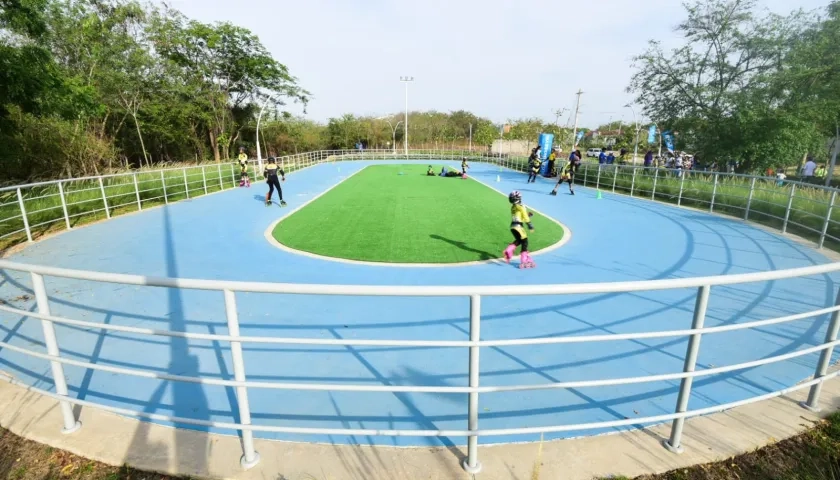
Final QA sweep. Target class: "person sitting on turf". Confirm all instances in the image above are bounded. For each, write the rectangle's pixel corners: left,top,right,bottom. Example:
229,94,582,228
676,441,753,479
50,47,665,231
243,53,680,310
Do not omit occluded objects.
427,165,436,176
439,166,461,177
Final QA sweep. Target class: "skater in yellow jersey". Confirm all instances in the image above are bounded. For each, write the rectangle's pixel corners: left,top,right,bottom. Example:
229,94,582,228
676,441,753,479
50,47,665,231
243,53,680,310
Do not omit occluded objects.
503,191,536,268
237,147,250,187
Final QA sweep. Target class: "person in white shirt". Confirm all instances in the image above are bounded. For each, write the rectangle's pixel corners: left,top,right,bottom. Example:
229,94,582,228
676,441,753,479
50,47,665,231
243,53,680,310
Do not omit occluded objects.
803,158,817,177
776,169,787,187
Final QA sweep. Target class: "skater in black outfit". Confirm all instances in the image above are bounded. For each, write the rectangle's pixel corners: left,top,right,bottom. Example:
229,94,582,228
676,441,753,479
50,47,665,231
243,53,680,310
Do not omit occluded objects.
263,157,287,206
527,147,542,183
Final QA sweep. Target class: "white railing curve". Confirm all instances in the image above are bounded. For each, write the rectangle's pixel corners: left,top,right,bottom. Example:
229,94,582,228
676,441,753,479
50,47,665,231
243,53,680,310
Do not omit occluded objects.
1,150,840,475
0,258,839,474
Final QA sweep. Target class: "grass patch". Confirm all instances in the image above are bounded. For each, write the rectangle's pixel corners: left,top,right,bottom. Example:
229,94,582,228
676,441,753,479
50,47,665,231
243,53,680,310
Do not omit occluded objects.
0,426,182,480
600,412,840,480
273,164,565,263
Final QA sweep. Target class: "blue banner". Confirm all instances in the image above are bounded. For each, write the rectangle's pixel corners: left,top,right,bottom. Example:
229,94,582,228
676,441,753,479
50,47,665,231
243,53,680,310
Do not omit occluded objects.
647,125,656,144
662,130,675,152
538,133,554,176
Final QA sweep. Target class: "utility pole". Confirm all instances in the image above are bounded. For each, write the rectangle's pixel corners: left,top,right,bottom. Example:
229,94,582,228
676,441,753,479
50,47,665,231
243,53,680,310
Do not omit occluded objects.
571,89,584,150
400,76,414,154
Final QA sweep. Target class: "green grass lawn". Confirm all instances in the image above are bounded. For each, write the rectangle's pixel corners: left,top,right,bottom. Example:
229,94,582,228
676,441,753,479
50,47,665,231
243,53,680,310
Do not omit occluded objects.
272,164,565,263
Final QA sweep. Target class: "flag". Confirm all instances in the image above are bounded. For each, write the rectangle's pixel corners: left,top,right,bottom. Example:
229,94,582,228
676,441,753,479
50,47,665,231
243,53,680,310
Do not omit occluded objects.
662,131,675,153
647,125,656,144
575,131,584,142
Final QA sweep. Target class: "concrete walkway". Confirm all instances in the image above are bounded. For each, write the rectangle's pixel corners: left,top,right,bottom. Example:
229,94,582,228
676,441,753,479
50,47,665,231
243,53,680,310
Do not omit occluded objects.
1,373,837,480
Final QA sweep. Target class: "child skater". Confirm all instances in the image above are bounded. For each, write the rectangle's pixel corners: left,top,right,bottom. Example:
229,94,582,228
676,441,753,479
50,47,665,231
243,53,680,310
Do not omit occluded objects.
237,147,250,187
550,161,576,196
503,190,537,269
263,157,287,206
527,147,542,183
461,157,470,176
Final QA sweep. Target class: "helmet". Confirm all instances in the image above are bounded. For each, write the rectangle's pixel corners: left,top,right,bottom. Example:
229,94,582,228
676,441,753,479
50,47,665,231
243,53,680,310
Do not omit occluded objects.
268,156,276,163
462,156,466,160
509,191,522,204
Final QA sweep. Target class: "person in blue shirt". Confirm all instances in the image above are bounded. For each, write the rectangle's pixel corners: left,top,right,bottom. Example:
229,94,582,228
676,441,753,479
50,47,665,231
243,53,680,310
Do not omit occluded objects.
598,148,607,165
644,150,653,167
606,151,615,165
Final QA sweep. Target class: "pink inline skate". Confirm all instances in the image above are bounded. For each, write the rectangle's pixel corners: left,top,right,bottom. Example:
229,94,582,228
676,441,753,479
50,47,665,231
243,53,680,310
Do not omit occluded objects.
519,252,536,269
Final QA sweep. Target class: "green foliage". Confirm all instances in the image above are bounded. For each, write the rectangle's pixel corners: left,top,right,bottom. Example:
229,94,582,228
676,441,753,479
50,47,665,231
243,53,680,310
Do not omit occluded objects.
0,0,308,180
627,0,837,172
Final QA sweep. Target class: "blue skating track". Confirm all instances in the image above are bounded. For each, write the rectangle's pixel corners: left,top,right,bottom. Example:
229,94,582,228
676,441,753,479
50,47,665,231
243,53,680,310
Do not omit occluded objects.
0,160,837,447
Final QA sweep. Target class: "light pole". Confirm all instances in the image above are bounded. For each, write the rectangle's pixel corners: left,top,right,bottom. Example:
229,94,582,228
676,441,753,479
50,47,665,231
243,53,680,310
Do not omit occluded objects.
376,116,402,153
624,103,640,164
400,76,414,154
256,93,278,173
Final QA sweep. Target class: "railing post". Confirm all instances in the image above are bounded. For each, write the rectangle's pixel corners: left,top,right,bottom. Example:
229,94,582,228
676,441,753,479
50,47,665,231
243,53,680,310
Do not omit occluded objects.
231,164,237,187
160,170,168,205
710,173,719,212
201,166,208,194
782,184,797,233
462,294,482,474
596,164,602,190
217,163,223,190
612,166,618,193
677,172,685,206
16,188,33,242
819,191,836,249
58,182,71,230
133,174,142,211
744,177,756,220
31,272,81,434
223,290,260,469
584,164,589,187
801,287,840,412
97,177,110,219
651,168,659,200
182,168,190,199
630,167,637,197
663,285,710,454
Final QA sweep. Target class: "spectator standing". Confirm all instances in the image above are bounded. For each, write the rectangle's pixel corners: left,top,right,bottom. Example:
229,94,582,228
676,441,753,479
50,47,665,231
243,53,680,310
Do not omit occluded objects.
644,150,653,167
599,148,607,165
802,157,817,178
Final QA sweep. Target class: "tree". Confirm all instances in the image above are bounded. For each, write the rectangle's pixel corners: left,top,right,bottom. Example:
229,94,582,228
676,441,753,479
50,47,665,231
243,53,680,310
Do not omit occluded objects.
781,1,840,137
150,10,309,161
628,0,813,171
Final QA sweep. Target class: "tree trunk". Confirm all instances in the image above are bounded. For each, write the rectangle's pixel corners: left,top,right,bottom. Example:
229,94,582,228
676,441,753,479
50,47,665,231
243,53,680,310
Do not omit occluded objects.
209,129,221,163
132,113,149,166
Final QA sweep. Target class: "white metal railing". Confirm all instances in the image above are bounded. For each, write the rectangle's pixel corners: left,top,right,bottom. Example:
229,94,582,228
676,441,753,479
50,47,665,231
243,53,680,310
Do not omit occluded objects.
2,150,840,475
2,149,839,252
0,259,840,474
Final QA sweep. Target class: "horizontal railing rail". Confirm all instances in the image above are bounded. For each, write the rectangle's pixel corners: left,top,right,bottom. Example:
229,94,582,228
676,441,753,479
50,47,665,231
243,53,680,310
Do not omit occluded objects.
0,259,840,473
2,149,840,474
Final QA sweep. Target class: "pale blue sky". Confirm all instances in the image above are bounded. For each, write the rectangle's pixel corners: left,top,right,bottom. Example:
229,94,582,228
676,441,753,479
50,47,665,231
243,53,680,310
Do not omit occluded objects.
168,0,830,127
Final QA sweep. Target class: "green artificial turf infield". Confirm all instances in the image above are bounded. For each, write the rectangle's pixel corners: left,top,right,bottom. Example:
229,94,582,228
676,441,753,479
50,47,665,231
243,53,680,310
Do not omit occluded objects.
272,164,565,263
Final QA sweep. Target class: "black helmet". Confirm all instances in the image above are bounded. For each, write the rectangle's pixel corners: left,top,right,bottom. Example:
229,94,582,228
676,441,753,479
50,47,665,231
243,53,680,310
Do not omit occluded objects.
509,190,522,204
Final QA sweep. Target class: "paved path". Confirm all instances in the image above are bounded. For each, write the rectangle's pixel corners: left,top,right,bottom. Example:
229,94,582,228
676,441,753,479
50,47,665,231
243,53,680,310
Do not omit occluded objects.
0,160,838,454
1,371,837,479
